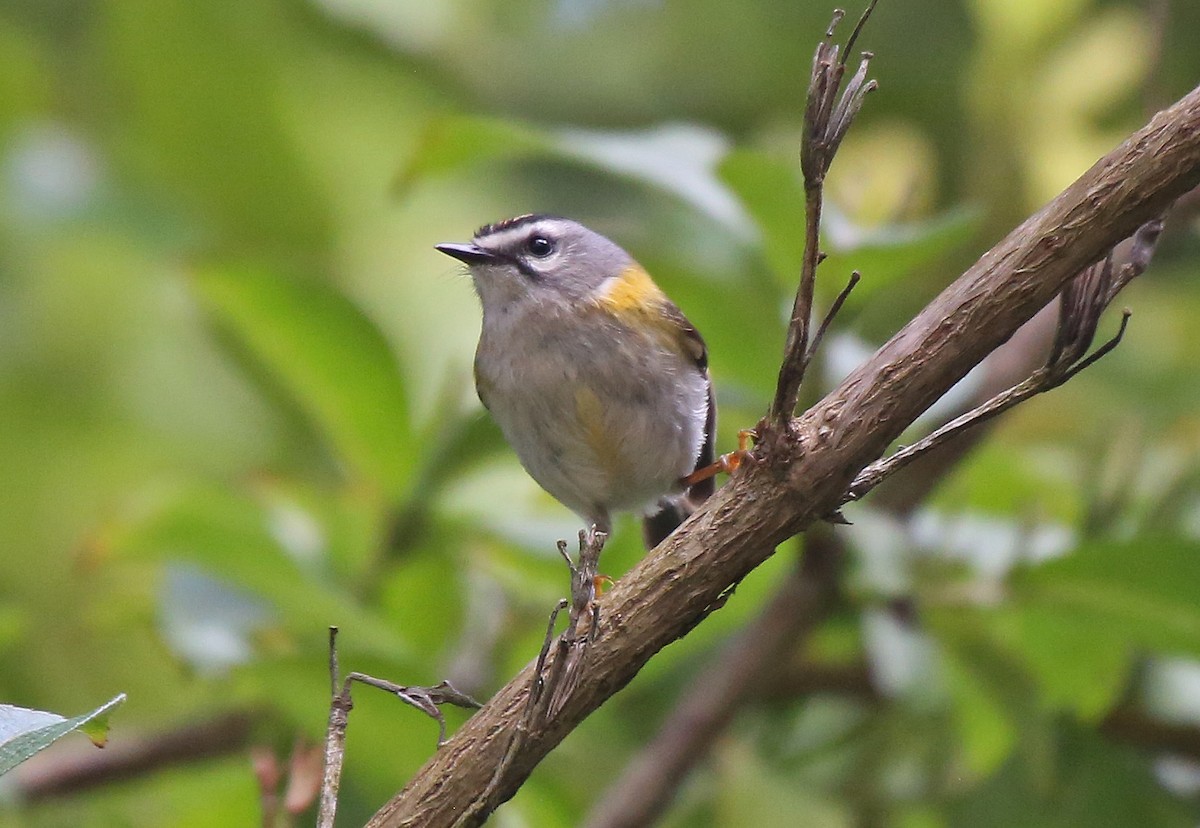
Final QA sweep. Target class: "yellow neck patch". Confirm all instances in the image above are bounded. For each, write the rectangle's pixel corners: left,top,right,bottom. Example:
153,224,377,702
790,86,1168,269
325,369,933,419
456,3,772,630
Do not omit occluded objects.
594,264,668,318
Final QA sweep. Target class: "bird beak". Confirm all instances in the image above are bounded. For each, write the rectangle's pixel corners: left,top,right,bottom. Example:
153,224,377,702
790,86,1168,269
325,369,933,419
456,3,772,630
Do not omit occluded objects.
435,242,497,265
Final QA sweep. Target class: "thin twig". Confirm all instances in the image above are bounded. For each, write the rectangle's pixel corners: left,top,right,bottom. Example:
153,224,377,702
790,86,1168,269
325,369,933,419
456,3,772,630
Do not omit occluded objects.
344,675,481,748
841,0,881,65
319,627,350,828
844,373,1046,502
808,270,861,363
320,628,483,828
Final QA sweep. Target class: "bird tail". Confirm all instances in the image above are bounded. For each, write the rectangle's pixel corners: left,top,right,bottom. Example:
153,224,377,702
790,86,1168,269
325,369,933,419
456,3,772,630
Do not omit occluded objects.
642,485,712,549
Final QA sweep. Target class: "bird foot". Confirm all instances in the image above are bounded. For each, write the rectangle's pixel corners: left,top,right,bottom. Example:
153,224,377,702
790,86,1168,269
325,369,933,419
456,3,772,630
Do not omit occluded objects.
680,428,758,488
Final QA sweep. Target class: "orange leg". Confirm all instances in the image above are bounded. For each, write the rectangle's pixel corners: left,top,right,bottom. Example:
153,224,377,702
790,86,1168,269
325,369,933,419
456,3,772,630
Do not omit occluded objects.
592,574,615,595
680,429,757,488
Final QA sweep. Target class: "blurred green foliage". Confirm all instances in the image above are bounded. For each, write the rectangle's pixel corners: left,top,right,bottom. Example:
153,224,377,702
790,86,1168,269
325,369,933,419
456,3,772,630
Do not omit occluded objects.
1,0,1199,824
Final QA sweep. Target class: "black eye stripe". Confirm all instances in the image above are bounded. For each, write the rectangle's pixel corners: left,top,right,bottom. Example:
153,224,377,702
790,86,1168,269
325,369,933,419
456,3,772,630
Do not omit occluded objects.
514,258,541,281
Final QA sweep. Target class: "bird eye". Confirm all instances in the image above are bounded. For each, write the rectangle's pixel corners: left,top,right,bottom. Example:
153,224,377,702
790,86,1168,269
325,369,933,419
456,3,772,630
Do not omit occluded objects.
526,235,555,257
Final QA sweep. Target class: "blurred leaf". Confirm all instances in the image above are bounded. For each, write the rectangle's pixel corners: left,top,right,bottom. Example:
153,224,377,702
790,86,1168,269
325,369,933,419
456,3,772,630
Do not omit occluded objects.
929,615,1051,778
718,149,807,283
821,208,980,305
1014,535,1200,658
715,740,852,828
378,547,464,663
929,441,1083,523
0,24,50,136
102,0,331,249
399,116,749,234
105,482,409,660
718,148,978,299
395,115,553,193
948,721,1194,827
558,124,747,231
990,604,1130,719
938,647,1018,776
0,694,125,774
194,263,411,497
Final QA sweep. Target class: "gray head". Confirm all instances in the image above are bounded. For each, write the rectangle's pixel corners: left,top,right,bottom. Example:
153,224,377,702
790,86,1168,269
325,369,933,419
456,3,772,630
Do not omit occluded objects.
436,215,633,312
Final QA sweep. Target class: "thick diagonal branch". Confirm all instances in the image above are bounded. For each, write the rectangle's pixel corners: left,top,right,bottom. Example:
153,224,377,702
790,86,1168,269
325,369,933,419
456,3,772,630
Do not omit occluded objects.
370,85,1200,828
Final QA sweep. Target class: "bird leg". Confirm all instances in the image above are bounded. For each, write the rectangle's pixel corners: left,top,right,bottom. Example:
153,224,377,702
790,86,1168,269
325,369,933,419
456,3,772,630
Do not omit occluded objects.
680,429,757,488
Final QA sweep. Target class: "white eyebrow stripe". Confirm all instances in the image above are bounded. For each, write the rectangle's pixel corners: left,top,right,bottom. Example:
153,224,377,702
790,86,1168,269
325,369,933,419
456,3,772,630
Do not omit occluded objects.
476,219,570,248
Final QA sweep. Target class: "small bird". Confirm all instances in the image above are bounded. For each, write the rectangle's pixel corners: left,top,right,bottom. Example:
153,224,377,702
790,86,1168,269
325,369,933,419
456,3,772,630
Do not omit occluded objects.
436,215,716,549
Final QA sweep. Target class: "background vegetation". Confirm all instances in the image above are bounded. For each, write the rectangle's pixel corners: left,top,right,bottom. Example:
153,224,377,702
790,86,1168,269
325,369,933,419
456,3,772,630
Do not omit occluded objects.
1,0,1199,824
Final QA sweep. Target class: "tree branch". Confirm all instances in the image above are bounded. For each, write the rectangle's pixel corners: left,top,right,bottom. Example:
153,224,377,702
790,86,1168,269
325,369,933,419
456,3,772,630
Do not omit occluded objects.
369,85,1200,828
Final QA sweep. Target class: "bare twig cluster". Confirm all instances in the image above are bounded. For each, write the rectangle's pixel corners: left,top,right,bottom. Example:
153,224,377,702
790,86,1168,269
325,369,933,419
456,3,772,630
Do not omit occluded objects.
583,205,1168,821
771,3,879,425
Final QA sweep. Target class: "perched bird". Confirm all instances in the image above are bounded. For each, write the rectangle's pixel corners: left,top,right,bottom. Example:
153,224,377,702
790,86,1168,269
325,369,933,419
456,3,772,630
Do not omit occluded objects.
436,215,716,548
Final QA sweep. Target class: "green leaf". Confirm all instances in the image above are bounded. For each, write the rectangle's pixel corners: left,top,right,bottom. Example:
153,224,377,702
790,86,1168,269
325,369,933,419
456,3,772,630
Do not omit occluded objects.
939,648,1018,776
821,208,980,304
194,263,411,497
395,115,552,193
989,604,1130,719
105,482,410,661
717,149,808,284
929,614,1052,778
1015,535,1200,658
0,694,126,775
400,117,746,233
718,148,978,298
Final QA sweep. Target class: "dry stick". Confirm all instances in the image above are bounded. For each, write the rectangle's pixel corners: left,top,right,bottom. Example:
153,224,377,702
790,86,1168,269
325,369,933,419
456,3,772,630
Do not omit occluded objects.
319,627,352,828
809,270,862,363
369,86,1200,828
319,629,483,828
